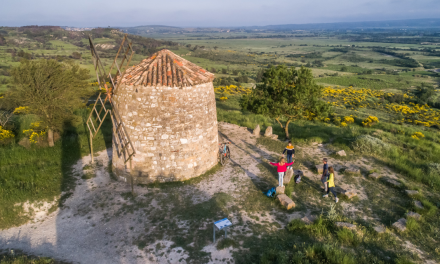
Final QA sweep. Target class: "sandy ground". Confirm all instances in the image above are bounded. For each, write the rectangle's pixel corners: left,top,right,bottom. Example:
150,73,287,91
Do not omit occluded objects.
0,122,430,263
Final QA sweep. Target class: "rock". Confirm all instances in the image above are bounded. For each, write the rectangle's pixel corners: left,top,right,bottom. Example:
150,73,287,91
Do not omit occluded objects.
405,190,418,196
264,126,272,137
253,125,260,137
335,222,356,230
414,201,424,209
276,186,285,194
373,225,386,234
318,143,323,147
343,190,357,199
18,137,31,149
316,165,323,174
301,216,313,225
387,178,401,187
336,150,346,156
392,218,407,232
345,167,360,174
270,134,278,140
277,194,295,210
284,169,293,184
369,173,381,179
407,212,421,220
373,129,383,136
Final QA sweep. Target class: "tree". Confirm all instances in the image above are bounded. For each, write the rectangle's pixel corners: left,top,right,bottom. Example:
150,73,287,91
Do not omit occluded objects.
0,34,6,46
240,65,331,138
71,52,82,59
414,83,435,105
8,59,91,146
256,68,264,82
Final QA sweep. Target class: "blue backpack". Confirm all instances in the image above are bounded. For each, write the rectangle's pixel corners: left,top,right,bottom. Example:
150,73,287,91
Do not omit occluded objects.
264,187,276,198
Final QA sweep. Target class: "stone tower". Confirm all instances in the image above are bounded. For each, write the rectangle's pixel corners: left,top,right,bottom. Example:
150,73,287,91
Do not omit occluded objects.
112,49,218,183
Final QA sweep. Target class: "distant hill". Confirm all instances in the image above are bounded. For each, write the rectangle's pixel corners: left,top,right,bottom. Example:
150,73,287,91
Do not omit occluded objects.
249,18,440,31
121,18,440,35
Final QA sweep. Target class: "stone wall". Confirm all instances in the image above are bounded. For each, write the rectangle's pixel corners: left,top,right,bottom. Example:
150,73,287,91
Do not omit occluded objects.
112,82,218,183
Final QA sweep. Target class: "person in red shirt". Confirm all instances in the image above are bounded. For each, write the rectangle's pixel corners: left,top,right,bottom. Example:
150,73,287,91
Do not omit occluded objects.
270,157,294,187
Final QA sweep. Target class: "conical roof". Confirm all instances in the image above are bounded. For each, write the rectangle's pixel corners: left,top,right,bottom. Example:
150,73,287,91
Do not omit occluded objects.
119,49,215,87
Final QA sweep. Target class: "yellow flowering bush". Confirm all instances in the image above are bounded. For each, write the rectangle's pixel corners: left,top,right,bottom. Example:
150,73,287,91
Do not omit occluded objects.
411,132,425,140
214,85,252,95
23,122,47,144
362,116,379,127
13,106,29,114
340,122,348,127
0,126,15,144
343,116,355,124
323,86,440,127
220,97,228,101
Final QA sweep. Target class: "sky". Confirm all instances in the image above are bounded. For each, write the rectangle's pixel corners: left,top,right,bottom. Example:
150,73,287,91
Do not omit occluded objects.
1,0,440,28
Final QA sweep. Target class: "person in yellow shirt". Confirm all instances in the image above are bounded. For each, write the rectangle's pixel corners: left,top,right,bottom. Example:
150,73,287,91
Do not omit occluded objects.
323,166,338,203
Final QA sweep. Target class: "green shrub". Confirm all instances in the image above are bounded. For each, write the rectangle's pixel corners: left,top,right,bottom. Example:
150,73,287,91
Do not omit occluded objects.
352,135,391,154
287,219,307,232
405,217,420,231
260,249,289,264
395,256,416,264
308,216,330,238
216,238,238,250
336,228,359,246
304,244,356,264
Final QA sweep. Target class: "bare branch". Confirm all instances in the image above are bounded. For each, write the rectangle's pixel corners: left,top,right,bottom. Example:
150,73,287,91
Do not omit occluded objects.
0,110,14,127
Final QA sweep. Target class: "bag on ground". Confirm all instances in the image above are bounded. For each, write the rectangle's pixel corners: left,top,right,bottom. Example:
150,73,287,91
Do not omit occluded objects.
264,187,276,198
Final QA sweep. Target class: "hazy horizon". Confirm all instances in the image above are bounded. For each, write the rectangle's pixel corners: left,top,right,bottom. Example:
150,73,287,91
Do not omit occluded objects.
1,0,440,28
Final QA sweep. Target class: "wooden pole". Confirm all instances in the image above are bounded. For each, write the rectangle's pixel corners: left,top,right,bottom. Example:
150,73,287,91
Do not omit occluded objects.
130,158,134,196
90,131,94,164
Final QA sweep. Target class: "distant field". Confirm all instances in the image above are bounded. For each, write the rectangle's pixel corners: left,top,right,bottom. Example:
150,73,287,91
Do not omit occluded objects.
1,27,439,94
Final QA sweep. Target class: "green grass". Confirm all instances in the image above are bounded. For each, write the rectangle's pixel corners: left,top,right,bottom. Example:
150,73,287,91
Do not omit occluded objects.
0,251,55,264
0,108,111,229
317,74,425,90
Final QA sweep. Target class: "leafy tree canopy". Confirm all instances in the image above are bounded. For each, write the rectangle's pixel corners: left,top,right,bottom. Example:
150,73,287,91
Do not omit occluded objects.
240,65,331,138
8,59,91,146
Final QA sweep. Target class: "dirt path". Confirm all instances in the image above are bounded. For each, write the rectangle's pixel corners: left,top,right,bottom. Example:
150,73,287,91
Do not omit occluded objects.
0,122,432,263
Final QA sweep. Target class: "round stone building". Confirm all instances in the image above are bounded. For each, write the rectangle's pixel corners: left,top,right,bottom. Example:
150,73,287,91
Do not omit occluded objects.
112,49,218,183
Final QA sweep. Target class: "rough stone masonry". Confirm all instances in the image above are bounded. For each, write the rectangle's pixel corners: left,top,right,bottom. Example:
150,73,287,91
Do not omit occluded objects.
111,49,218,183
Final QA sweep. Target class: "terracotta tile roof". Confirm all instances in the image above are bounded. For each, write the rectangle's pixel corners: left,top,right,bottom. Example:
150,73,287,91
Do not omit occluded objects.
119,49,215,87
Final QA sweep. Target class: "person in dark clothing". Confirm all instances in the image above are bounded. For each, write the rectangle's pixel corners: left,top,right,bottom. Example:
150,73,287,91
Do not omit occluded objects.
283,141,295,169
321,158,329,192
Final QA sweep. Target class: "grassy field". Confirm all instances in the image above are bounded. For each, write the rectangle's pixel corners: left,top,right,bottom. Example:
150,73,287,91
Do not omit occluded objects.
0,26,440,263
0,107,112,229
